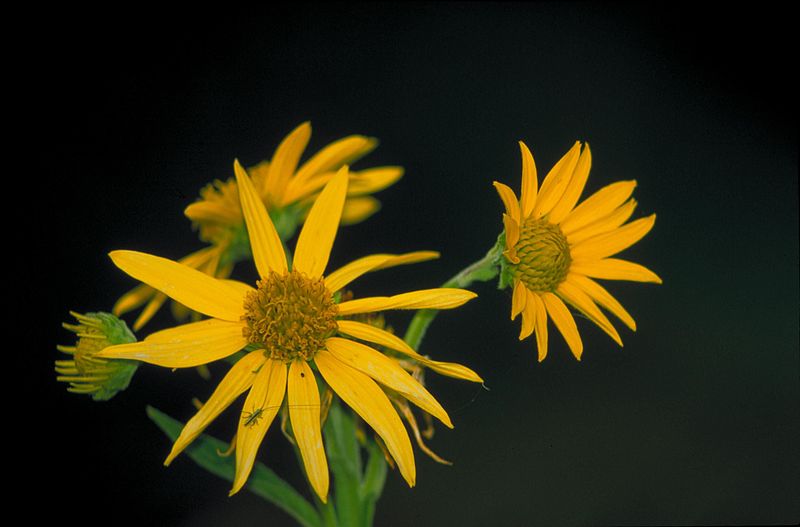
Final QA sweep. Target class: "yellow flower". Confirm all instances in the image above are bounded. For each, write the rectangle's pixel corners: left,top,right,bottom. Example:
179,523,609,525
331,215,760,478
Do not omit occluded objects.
113,122,403,331
184,121,403,248
55,311,139,401
494,141,661,361
97,163,481,501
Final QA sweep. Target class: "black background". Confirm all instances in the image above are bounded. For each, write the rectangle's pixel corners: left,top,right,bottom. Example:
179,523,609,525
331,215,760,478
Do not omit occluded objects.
31,3,798,526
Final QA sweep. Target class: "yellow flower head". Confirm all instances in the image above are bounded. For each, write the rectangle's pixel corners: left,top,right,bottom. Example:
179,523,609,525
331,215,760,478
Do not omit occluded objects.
113,122,403,331
98,163,481,501
55,311,138,401
185,121,403,245
494,141,661,361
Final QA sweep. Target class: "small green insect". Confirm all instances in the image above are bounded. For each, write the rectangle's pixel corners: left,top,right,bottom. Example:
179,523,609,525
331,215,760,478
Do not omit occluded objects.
242,408,265,428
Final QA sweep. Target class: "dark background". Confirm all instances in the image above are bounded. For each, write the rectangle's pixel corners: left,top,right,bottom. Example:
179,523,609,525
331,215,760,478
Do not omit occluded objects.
31,3,797,526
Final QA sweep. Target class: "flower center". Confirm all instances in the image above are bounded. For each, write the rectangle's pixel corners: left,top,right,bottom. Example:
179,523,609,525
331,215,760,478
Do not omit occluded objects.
511,217,572,293
242,270,339,362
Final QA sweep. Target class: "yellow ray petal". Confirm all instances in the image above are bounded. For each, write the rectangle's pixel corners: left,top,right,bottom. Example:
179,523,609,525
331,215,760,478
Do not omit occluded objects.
346,166,403,196
560,180,637,235
294,135,378,185
340,196,380,225
334,320,483,383
234,160,288,277
502,213,520,252
519,296,536,340
96,319,247,368
283,135,378,206
220,279,256,297
109,250,244,322
165,351,265,465
315,350,415,487
184,200,242,227
326,337,452,428
231,358,287,496
132,291,168,331
325,251,439,293
548,143,592,224
293,166,349,278
530,293,549,362
519,141,538,218
113,283,155,316
262,122,311,200
570,214,656,261
371,251,441,271
337,288,477,315
542,292,583,360
493,181,521,224
510,280,527,320
566,199,637,245
570,258,662,284
567,273,637,331
288,361,328,501
533,141,581,218
558,279,622,346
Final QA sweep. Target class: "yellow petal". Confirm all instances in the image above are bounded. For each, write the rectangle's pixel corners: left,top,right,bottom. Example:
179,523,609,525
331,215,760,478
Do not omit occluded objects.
132,291,168,331
511,280,527,320
570,214,656,261
346,166,403,196
247,160,270,194
97,319,247,368
262,122,311,200
220,279,256,298
533,141,581,218
530,294,549,361
113,283,155,316
184,200,242,227
288,361,329,501
325,251,440,294
371,251,441,271
560,180,637,235
334,320,483,383
234,160,288,276
315,350,415,487
570,258,662,284
340,196,381,225
519,297,536,340
558,279,622,346
165,351,265,465
566,199,637,245
519,141,538,218
293,166,348,278
493,181,521,224
542,292,583,360
231,358,287,496
567,273,637,331
294,135,378,186
282,135,378,206
502,213,520,252
326,337,452,428
548,143,592,224
337,288,477,315
109,250,244,322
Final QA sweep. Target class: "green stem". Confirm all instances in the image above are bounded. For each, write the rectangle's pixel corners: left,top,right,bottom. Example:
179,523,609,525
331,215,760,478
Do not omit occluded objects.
404,238,503,350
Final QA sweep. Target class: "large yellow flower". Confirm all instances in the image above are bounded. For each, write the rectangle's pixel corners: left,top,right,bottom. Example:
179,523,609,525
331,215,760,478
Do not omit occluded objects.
494,141,661,361
98,163,480,500
114,122,403,331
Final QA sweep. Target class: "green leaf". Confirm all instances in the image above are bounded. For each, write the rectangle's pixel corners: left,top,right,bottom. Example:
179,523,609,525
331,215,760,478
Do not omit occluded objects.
324,401,362,527
359,437,388,527
146,405,321,527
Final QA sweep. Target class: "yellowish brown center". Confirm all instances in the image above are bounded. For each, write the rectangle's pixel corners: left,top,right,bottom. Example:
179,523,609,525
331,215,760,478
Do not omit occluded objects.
242,270,339,362
511,217,572,293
